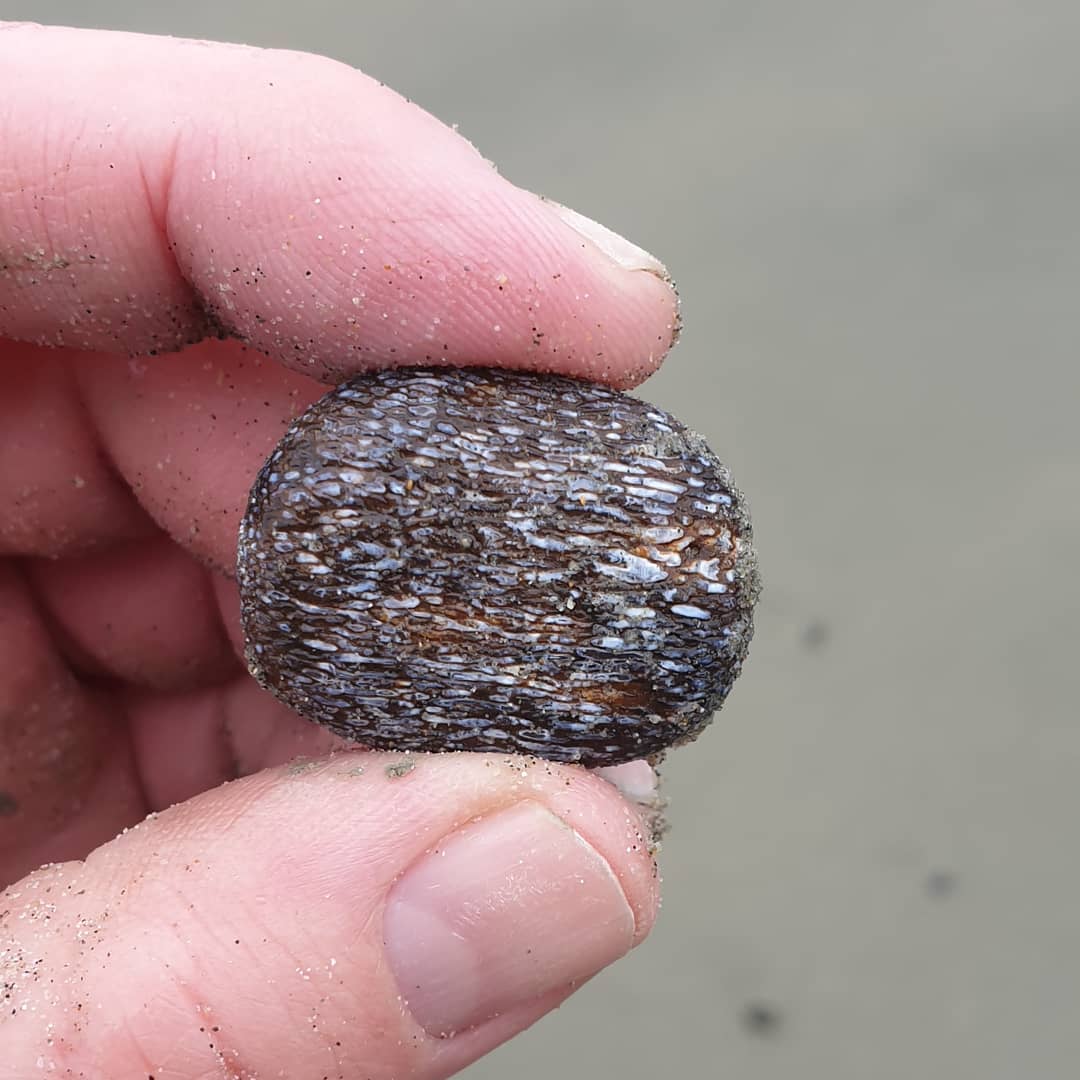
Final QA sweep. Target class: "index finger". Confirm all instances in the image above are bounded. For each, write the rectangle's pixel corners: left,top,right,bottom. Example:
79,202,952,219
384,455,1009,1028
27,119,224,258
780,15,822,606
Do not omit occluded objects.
0,23,679,388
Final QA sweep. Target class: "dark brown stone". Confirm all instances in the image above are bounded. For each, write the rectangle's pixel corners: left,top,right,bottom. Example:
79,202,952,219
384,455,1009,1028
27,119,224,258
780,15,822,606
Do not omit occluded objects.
237,368,759,766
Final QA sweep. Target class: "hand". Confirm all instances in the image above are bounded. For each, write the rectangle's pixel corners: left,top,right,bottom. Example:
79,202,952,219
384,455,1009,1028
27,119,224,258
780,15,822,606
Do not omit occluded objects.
0,23,679,1080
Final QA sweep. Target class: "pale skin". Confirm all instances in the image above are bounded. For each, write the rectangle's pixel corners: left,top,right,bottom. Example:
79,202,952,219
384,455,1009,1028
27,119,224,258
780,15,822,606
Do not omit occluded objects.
0,23,680,1079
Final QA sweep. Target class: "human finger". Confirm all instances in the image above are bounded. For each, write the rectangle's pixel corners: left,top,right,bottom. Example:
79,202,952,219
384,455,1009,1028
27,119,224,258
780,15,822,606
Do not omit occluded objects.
0,23,678,388
0,751,659,1078
0,563,145,883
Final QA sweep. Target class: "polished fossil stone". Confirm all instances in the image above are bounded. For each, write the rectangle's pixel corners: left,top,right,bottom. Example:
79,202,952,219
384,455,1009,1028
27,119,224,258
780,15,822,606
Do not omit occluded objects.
237,367,760,766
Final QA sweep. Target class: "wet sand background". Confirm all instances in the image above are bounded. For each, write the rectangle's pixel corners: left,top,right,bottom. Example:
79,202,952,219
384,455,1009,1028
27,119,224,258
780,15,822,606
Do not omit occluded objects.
8,2,1079,1077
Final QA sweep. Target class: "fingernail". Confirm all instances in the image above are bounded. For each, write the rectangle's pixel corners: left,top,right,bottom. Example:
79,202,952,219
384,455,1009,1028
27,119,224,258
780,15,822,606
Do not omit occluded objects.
384,802,636,1038
547,201,669,277
593,761,670,851
592,760,659,804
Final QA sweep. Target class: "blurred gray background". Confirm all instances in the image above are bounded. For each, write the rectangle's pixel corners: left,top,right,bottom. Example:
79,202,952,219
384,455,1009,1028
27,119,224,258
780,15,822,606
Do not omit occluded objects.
7,1,1079,1077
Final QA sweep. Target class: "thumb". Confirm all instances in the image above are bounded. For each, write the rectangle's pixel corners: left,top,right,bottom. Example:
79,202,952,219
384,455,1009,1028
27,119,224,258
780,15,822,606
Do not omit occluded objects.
0,752,659,1079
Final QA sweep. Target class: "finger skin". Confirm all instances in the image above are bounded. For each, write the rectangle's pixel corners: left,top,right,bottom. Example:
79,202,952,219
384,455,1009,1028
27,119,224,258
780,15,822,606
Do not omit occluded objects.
0,28,671,1077
75,340,326,572
0,24,678,387
0,753,660,1080
0,565,144,881
0,347,153,557
25,532,238,691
